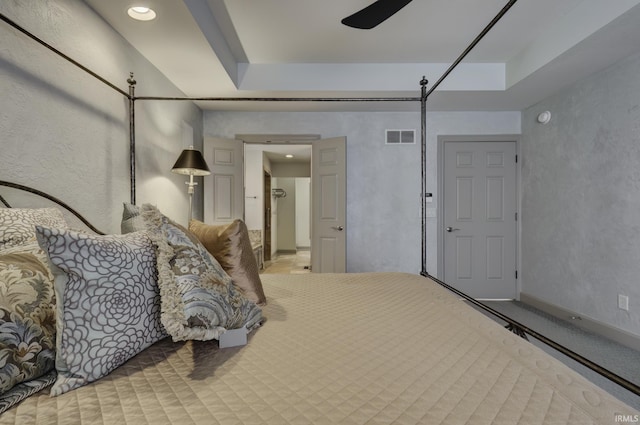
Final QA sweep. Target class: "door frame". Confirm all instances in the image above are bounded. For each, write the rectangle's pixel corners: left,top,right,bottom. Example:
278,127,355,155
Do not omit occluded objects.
436,134,522,299
240,135,346,273
243,140,313,263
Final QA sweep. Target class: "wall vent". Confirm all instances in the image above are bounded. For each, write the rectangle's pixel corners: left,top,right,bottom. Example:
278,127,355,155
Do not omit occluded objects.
386,129,415,144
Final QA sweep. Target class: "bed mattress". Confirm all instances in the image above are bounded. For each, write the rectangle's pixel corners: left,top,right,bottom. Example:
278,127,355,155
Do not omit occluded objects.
1,272,636,424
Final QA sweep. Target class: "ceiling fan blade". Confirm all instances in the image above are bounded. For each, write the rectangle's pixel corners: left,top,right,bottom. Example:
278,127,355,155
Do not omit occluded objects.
341,0,413,29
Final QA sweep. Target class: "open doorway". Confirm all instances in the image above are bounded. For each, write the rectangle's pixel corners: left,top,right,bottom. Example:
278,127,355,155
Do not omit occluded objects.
205,135,346,272
244,141,313,272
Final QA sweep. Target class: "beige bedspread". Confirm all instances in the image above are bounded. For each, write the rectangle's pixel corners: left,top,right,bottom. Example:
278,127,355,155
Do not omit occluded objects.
1,272,637,424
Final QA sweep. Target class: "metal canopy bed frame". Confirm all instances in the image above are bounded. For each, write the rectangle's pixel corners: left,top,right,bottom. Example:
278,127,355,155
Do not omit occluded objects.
1,0,639,400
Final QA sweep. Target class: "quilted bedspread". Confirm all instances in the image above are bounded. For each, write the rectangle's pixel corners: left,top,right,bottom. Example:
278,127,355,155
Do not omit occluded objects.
1,272,637,424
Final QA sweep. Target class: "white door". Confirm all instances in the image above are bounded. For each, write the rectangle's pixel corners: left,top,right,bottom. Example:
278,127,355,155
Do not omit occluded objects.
443,141,517,299
203,137,244,224
311,137,346,273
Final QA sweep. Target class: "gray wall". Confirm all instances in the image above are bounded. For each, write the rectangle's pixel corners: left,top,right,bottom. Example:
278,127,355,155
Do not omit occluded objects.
1,0,203,232
204,111,520,273
271,162,310,177
521,51,640,337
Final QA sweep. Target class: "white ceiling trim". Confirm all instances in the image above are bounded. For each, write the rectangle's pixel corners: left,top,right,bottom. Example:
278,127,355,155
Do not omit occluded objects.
237,63,505,92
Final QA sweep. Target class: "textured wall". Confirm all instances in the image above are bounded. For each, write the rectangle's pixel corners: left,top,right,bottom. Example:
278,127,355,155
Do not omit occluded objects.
204,111,520,273
521,52,640,336
274,177,297,252
1,0,203,232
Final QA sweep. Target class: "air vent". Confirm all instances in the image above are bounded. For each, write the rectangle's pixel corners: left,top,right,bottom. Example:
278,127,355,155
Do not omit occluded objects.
386,129,415,144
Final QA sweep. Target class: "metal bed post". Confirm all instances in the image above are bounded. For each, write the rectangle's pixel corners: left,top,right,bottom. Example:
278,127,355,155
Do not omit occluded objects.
419,0,518,276
128,73,137,205
419,76,429,276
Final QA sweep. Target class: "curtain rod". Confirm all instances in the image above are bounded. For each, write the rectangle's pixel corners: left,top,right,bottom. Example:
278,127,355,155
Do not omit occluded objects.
0,13,130,98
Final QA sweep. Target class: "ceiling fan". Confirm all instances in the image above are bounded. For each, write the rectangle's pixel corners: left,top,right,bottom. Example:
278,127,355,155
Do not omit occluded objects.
341,0,414,29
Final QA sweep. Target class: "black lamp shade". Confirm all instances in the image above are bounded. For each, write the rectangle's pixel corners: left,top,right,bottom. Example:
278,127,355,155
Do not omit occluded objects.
171,148,211,176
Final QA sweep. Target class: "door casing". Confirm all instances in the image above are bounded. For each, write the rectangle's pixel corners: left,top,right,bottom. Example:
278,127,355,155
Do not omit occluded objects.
204,135,346,273
437,135,521,299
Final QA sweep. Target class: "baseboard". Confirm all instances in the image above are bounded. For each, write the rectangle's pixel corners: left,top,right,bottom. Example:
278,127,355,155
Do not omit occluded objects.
275,249,297,255
520,293,640,352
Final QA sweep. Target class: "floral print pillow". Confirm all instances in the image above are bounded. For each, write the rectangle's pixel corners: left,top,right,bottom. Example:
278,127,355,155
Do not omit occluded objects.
141,204,263,342
0,244,56,397
35,227,167,396
0,208,67,251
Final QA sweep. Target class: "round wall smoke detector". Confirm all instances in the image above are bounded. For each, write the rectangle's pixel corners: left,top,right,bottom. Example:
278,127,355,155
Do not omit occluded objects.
537,111,551,124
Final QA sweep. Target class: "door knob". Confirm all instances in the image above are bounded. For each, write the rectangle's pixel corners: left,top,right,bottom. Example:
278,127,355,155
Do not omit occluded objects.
332,226,344,231
446,227,459,232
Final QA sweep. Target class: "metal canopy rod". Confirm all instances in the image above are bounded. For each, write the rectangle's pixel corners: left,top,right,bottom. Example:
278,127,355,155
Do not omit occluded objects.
0,13,129,98
425,0,518,99
135,96,420,102
426,274,640,397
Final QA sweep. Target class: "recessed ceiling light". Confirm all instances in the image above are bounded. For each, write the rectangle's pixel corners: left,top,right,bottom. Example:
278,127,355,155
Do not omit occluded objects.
285,154,294,158
127,6,157,21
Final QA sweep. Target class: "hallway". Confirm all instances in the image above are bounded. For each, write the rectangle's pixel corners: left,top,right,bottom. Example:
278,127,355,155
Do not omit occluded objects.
261,250,311,274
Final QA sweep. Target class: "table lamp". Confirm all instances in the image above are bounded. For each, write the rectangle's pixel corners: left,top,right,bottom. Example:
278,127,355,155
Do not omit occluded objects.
171,146,210,222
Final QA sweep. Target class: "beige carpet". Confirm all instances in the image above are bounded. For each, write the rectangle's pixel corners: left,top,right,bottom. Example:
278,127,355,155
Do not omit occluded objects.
261,250,311,274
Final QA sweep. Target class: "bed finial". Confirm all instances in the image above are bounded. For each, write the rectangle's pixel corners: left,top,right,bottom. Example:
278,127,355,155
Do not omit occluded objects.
127,72,136,86
420,76,428,98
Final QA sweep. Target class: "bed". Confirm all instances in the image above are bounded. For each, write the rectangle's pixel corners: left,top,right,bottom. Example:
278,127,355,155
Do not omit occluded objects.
2,6,639,423
0,192,638,425
1,272,638,425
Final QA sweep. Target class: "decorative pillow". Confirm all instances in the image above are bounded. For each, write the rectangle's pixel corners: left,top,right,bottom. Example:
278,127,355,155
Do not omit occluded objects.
0,371,56,415
35,227,167,396
141,204,263,342
189,219,267,306
0,208,67,251
0,245,56,406
121,202,145,234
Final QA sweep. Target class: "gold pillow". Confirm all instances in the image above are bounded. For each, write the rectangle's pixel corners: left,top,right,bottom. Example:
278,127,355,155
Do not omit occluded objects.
189,219,266,306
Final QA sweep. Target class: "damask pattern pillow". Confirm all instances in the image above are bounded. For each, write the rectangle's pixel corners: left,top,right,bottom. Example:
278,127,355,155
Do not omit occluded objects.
0,208,67,251
141,204,263,342
189,219,267,305
0,244,56,408
35,227,167,396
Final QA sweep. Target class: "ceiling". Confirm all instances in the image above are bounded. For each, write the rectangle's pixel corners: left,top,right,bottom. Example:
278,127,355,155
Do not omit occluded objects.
85,0,640,112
